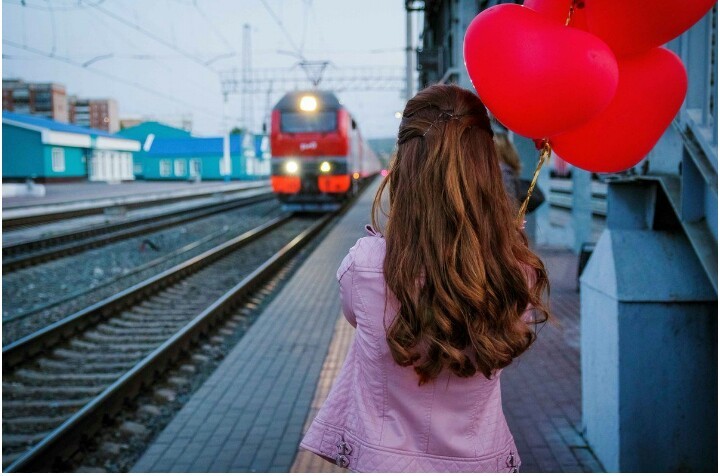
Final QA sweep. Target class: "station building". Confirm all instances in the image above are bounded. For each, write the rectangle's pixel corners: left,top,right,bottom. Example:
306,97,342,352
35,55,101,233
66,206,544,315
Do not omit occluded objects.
116,121,270,181
116,121,192,179
141,133,270,181
2,111,140,183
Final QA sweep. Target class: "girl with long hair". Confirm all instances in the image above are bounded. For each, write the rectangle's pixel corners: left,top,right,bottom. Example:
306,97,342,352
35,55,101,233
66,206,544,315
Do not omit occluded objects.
299,83,549,472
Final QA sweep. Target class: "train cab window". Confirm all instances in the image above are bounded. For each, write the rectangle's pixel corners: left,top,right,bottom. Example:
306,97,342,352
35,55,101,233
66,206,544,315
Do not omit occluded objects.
280,111,337,133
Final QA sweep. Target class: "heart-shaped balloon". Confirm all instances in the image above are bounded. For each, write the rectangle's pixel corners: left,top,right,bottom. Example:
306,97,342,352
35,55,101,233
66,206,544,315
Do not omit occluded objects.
550,48,688,173
523,0,588,30
584,0,716,57
463,4,619,139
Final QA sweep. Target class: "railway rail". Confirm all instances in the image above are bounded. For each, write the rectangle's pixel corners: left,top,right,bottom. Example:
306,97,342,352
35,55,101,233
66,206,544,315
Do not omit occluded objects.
2,190,274,272
2,212,335,472
2,183,269,229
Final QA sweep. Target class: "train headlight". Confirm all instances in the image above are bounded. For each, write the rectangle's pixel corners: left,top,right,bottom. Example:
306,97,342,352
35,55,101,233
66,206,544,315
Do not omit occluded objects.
299,95,318,112
320,161,332,173
285,160,299,174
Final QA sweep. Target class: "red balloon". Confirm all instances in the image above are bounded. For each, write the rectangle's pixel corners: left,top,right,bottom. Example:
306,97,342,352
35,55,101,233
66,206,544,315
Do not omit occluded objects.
463,4,619,139
550,48,688,173
584,0,716,57
523,0,588,30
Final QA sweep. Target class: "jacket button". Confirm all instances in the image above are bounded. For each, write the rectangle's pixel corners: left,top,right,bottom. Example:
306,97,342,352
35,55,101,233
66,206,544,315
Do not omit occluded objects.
336,440,353,455
336,455,350,468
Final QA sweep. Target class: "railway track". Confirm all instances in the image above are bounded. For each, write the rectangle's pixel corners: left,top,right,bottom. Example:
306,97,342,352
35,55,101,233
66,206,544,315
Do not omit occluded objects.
2,190,274,273
2,212,334,472
2,183,269,229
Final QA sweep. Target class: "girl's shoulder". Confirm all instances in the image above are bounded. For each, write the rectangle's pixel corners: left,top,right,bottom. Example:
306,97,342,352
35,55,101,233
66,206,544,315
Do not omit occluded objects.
347,225,385,272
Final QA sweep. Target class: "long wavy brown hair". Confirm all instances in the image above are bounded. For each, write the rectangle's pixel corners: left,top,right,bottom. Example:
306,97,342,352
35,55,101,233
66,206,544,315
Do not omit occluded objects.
372,84,550,385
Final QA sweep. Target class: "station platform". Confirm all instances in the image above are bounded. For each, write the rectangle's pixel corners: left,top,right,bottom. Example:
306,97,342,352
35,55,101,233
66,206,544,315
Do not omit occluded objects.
2,180,267,215
132,178,604,473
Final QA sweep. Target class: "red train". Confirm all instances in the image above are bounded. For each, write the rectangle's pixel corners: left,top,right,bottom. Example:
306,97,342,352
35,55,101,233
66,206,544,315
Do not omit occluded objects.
269,90,382,210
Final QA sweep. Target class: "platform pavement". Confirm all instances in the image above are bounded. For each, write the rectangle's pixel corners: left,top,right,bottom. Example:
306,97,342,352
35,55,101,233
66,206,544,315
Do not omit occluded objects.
2,179,267,210
131,178,381,473
132,177,605,472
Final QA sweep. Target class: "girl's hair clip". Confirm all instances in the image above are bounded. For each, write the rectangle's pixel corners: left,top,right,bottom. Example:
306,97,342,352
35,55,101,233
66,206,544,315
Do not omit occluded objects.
422,111,467,136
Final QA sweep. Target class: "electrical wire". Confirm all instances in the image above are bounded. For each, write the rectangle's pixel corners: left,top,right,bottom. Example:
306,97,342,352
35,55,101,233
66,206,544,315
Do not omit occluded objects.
84,1,217,73
299,0,311,55
72,2,225,99
260,0,304,60
3,39,242,123
2,0,106,10
193,1,238,55
44,0,57,56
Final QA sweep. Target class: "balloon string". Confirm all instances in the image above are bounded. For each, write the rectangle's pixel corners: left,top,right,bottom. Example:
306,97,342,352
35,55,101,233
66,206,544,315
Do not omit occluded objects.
517,140,551,222
565,0,576,26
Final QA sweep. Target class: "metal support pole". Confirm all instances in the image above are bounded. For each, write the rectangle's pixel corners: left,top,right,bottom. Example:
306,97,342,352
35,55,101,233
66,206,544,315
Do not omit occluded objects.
406,7,414,101
222,100,231,181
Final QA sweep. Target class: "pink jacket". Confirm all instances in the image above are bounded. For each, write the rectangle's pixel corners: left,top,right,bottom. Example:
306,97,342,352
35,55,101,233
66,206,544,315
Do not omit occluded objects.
299,226,521,472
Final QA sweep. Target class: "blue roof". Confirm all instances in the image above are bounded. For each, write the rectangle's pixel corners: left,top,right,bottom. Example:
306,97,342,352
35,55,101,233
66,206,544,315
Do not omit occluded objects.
147,135,247,157
2,111,117,138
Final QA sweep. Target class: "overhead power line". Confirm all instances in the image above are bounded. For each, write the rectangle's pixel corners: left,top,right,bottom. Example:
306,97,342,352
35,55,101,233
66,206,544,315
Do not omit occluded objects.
85,1,220,73
3,39,240,123
260,0,304,60
193,1,238,54
2,0,106,10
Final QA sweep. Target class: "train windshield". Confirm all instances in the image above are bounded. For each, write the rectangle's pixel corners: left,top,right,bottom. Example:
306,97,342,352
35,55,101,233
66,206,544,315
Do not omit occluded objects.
280,111,337,133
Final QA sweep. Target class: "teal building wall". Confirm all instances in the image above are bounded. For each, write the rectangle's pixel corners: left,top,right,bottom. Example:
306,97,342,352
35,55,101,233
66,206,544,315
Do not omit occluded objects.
3,123,87,180
117,122,192,180
143,133,269,181
143,155,224,180
41,145,87,178
2,124,44,178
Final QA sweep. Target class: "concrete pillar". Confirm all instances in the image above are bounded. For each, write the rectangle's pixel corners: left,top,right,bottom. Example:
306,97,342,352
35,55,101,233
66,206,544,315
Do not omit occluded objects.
580,180,717,472
571,168,592,253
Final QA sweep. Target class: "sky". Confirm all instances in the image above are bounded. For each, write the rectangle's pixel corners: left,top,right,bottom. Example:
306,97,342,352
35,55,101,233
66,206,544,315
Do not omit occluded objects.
2,0,420,138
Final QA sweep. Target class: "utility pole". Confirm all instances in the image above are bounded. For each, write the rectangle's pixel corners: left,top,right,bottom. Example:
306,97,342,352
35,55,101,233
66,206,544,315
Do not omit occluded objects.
220,69,238,180
405,2,414,101
242,23,254,132
263,80,274,133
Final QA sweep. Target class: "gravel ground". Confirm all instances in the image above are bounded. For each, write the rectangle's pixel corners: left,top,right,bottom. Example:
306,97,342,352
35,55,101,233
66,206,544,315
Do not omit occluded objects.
2,187,270,247
2,200,284,345
68,208,344,473
3,216,320,468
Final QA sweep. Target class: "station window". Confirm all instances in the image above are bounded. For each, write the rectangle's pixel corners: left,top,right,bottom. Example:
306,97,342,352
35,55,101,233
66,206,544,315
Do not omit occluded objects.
51,148,65,172
174,159,186,177
190,158,201,177
160,159,172,177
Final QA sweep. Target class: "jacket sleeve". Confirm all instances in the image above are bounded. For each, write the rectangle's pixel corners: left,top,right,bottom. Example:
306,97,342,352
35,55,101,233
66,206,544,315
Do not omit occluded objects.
337,250,357,328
